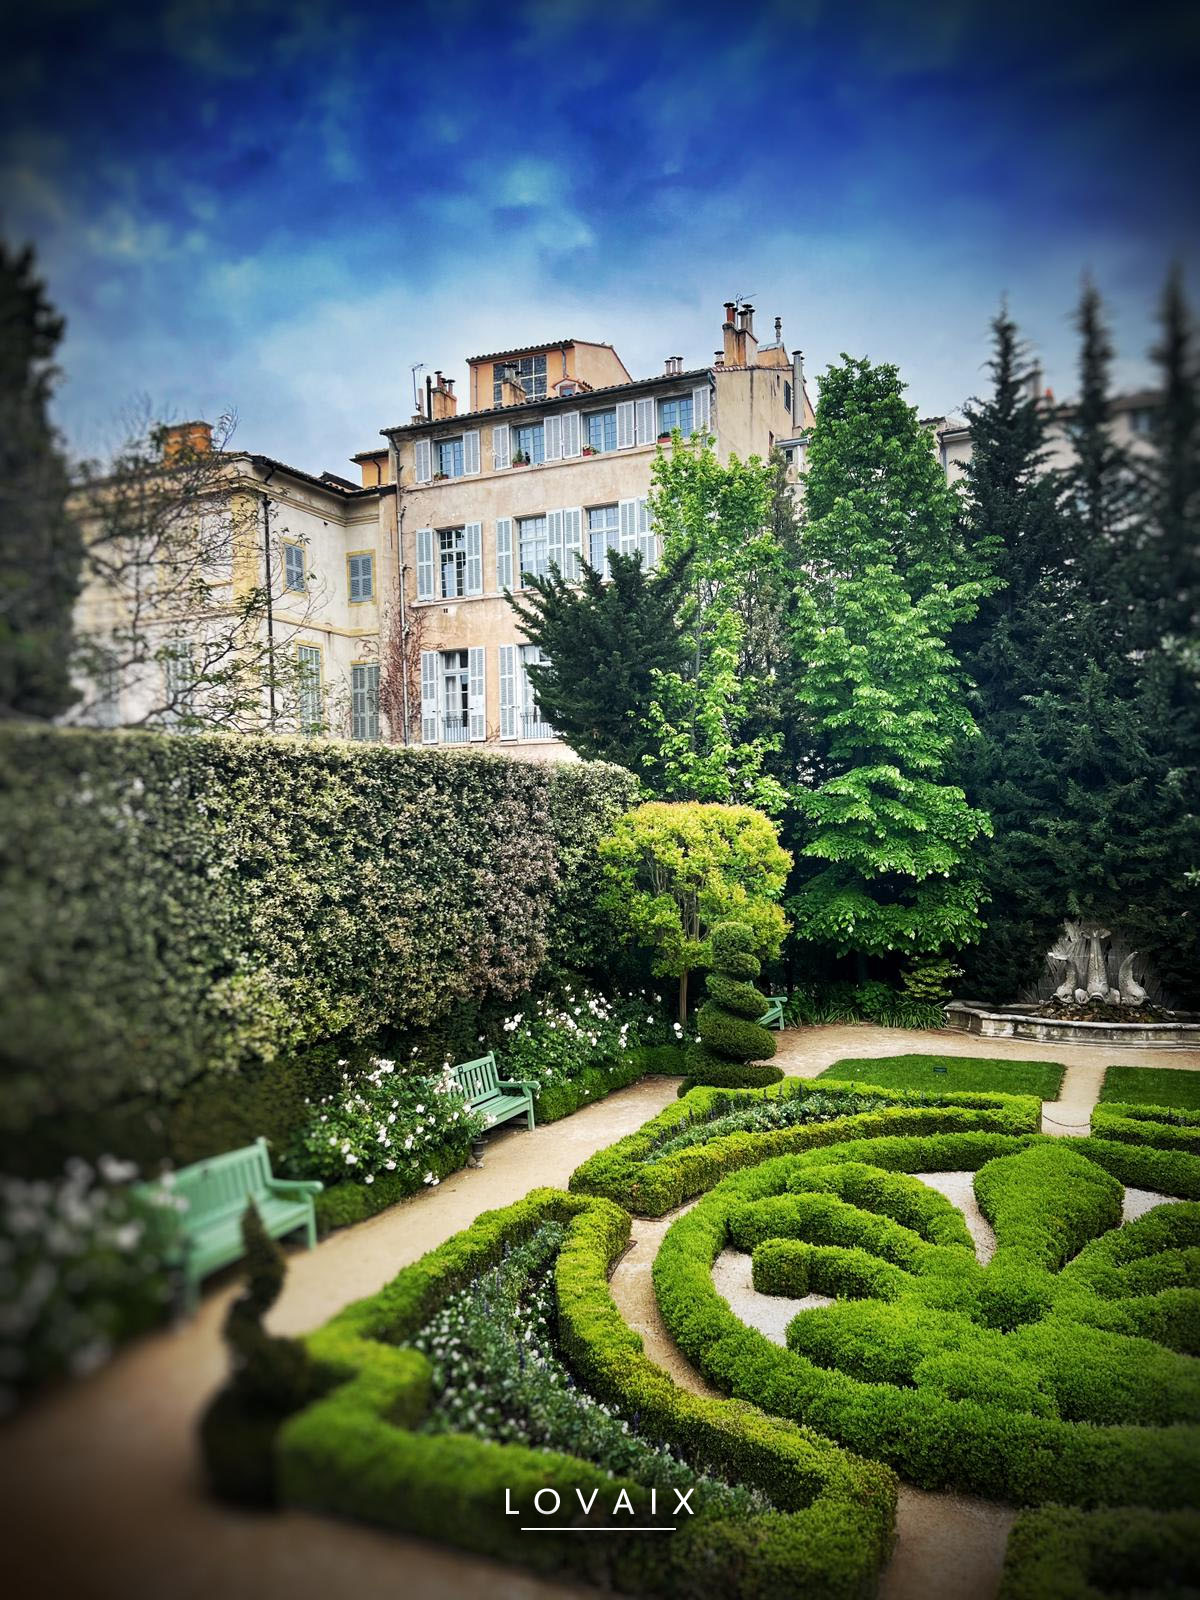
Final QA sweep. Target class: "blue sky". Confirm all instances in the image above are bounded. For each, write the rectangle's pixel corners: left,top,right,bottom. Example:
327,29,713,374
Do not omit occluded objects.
3,0,1197,473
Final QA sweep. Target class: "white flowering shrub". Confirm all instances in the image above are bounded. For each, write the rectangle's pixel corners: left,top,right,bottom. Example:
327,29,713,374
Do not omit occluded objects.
495,985,678,1097
290,1057,486,1188
0,1157,182,1413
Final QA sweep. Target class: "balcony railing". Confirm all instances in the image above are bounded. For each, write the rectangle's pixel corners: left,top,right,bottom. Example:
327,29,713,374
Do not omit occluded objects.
442,714,470,744
521,711,555,741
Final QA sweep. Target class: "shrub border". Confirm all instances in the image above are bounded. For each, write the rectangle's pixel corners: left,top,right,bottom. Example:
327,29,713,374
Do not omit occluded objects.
998,1507,1200,1599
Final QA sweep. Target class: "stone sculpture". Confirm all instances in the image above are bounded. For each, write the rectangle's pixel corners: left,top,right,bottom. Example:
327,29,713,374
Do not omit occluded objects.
1118,951,1149,1007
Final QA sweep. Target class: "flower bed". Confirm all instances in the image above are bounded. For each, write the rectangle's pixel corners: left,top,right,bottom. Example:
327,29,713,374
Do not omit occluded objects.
278,1187,895,1599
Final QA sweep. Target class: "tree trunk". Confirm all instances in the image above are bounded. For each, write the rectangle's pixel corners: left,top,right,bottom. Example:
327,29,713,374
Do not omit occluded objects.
679,970,689,1027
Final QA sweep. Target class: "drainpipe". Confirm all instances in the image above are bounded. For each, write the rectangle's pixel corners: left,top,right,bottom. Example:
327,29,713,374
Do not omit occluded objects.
388,435,411,744
261,463,278,730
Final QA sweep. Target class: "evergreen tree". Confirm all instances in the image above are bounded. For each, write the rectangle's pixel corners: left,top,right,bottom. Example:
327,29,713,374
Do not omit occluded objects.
1148,264,1200,639
0,243,82,719
680,919,783,1092
507,548,690,780
789,356,994,969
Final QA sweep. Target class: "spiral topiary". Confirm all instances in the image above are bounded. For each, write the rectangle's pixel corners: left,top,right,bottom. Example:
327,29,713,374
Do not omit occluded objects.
679,919,784,1095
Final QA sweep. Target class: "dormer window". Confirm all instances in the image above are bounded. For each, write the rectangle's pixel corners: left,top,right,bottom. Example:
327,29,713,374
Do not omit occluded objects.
493,354,547,406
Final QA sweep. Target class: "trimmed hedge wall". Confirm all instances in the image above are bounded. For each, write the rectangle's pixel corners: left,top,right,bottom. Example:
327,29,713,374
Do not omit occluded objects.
0,728,636,1138
281,1187,895,1600
651,1133,1200,1507
999,1507,1200,1599
570,1079,1043,1215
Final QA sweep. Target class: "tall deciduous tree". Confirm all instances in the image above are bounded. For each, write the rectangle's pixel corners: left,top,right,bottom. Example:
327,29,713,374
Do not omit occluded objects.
0,243,82,719
507,548,690,779
645,436,787,810
789,356,994,967
597,801,790,1022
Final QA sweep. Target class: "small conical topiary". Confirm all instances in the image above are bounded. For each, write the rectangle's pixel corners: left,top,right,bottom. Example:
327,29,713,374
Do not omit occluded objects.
679,919,784,1095
199,1201,318,1505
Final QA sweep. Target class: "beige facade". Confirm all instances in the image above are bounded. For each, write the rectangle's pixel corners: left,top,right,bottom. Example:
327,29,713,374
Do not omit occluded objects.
379,308,807,758
929,383,1162,484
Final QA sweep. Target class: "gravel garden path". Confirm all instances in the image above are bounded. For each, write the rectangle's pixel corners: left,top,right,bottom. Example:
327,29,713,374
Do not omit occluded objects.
4,1026,1197,1600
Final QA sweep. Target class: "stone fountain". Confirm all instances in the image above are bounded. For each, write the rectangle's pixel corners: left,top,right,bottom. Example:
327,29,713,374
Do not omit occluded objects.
946,920,1200,1048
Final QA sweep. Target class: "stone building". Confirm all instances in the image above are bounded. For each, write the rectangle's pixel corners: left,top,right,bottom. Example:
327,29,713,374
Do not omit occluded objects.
364,303,810,758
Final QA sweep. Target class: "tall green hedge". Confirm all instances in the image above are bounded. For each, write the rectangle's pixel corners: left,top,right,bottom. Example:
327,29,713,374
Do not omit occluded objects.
0,728,636,1139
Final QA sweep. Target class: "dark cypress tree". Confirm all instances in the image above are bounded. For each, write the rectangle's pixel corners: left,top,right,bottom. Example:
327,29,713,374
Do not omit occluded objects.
507,548,690,782
1147,263,1200,639
0,243,82,719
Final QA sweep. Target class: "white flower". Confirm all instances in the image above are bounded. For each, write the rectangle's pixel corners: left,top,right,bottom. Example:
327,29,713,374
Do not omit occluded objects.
345,1153,358,1165
365,1174,374,1185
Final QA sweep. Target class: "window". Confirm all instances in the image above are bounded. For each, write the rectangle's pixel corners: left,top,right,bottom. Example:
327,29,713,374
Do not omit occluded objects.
1129,407,1156,436
584,408,617,454
441,649,470,743
436,437,464,478
351,663,380,741
657,395,694,438
587,504,618,575
513,422,545,466
347,552,375,602
297,645,323,736
784,381,792,412
91,658,121,727
493,353,547,405
163,639,196,725
519,644,553,740
284,543,306,592
438,527,467,598
518,514,549,586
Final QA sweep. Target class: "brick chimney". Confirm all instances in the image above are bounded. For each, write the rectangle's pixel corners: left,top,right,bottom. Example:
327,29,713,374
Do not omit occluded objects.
723,304,741,367
497,364,528,408
161,420,213,461
430,371,458,420
737,303,758,364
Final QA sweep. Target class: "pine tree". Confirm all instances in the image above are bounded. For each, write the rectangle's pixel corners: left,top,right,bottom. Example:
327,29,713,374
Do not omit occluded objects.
1148,264,1200,639
507,549,690,781
0,243,82,719
789,356,994,967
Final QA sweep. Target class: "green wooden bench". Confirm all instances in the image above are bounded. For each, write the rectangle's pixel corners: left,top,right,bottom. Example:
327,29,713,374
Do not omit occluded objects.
452,1051,536,1132
140,1137,322,1312
758,993,788,1030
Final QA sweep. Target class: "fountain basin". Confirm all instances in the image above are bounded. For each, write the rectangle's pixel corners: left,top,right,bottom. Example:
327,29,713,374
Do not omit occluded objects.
945,1000,1200,1050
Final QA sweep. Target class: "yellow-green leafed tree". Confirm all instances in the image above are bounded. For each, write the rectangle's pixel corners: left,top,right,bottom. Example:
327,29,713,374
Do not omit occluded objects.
598,801,790,1024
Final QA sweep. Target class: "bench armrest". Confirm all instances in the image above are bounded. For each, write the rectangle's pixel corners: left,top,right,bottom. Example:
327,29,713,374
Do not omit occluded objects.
497,1078,540,1093
267,1177,325,1196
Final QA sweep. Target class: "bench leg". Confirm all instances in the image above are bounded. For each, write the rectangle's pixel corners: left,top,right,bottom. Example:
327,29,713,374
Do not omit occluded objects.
306,1207,318,1249
526,1102,536,1131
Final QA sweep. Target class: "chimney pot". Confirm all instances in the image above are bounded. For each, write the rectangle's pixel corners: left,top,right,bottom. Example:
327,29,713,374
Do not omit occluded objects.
723,301,737,324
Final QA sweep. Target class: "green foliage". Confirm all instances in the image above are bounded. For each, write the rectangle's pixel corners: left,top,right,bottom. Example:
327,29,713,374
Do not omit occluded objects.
570,1081,1041,1215
598,800,790,1021
784,980,944,1030
998,1507,1200,1599
686,918,781,1090
0,1156,181,1408
199,1202,318,1505
1101,1065,1200,1111
0,242,81,720
507,549,691,782
815,1054,1066,1100
1090,1101,1200,1155
653,1133,1200,1505
645,437,788,811
0,729,636,1136
280,1186,895,1600
789,355,994,960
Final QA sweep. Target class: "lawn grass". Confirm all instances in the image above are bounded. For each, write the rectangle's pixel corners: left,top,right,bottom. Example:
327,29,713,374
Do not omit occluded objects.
1099,1064,1200,1111
815,1053,1065,1099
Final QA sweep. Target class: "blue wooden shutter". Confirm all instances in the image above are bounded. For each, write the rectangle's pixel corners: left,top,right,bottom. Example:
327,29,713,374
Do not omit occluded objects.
498,644,516,739
465,522,483,595
468,647,485,741
616,401,635,449
416,527,435,600
420,651,439,743
495,517,513,591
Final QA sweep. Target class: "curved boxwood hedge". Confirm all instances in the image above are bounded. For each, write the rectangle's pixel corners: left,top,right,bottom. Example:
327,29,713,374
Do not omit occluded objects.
570,1079,1043,1215
280,1187,895,1600
998,1507,1200,1599
1090,1100,1200,1155
651,1131,1200,1507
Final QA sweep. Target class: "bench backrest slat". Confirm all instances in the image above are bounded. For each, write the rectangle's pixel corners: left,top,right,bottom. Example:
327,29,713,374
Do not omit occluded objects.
451,1053,500,1103
170,1139,274,1222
